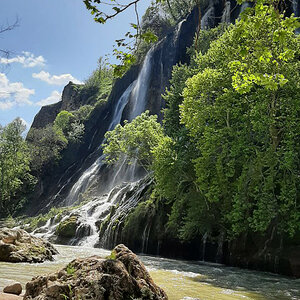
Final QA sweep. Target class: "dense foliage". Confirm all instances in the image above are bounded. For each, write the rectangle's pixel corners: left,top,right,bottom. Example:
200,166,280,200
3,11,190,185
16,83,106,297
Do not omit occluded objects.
103,0,300,242
27,125,68,174
0,119,35,216
103,111,165,170
179,0,300,238
84,57,114,100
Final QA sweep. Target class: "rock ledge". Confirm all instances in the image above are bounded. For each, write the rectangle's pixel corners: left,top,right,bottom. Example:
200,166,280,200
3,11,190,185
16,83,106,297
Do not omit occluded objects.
24,244,168,300
0,228,58,263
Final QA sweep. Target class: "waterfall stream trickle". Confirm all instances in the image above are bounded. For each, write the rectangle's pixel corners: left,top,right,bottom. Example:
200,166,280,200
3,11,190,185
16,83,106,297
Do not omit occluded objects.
202,232,208,261
221,1,231,23
39,47,154,247
201,6,215,29
129,48,154,120
64,80,137,206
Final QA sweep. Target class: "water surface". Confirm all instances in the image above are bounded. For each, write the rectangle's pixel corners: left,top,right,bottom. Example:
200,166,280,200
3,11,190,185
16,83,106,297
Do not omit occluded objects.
0,245,299,300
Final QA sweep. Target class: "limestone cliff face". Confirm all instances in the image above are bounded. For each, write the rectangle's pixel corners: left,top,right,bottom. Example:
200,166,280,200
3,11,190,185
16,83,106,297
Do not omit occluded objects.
26,6,201,215
30,82,98,129
25,0,299,277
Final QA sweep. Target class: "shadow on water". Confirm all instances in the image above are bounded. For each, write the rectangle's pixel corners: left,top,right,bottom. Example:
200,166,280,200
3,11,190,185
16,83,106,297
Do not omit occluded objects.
139,255,300,300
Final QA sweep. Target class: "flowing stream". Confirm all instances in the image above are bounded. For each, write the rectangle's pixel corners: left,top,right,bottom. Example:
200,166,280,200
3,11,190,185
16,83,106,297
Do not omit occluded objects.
0,245,299,300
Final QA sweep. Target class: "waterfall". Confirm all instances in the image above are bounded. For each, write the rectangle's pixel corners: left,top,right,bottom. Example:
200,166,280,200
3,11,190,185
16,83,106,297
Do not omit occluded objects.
64,44,156,207
201,6,215,29
100,177,152,249
293,0,300,34
141,222,151,253
64,80,136,206
202,232,208,261
221,1,231,24
69,185,128,247
239,1,251,15
129,48,154,120
31,9,198,249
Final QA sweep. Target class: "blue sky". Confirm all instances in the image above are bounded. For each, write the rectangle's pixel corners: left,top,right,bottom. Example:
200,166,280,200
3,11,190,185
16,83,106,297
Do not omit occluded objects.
0,0,150,129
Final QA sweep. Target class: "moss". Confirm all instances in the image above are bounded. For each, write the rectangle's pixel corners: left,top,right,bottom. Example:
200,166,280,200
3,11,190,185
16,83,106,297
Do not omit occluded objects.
29,245,46,255
19,204,86,232
99,215,110,237
106,249,117,260
56,215,79,238
66,264,76,276
123,200,155,237
99,205,117,235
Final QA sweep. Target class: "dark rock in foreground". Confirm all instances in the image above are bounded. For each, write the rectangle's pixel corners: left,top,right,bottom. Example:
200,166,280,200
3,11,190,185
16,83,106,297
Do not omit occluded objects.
3,282,22,295
0,228,58,263
24,244,168,300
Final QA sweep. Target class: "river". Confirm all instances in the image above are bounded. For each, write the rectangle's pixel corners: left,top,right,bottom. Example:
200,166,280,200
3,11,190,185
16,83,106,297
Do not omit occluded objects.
0,245,299,300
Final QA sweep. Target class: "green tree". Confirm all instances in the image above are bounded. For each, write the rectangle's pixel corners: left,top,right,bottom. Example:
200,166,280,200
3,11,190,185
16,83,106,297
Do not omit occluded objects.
0,118,35,216
27,125,68,174
102,111,165,170
180,0,300,237
54,111,75,138
53,110,85,143
84,56,114,98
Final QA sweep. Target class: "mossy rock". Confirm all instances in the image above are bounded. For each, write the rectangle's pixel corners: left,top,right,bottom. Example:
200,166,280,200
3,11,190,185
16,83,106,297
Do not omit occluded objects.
56,215,79,238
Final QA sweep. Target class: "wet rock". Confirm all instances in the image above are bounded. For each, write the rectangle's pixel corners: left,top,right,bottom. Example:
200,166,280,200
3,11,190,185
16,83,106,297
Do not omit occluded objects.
24,244,168,300
0,228,58,263
3,283,22,295
55,215,79,238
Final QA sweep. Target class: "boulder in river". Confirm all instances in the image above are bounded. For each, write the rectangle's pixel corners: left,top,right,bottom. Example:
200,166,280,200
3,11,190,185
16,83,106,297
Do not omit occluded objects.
0,228,58,263
24,244,168,300
55,215,79,238
3,282,22,295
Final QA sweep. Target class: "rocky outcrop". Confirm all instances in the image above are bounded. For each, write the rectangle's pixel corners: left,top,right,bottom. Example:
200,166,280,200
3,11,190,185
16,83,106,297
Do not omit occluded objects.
0,228,58,263
55,215,79,238
30,82,97,130
24,244,168,300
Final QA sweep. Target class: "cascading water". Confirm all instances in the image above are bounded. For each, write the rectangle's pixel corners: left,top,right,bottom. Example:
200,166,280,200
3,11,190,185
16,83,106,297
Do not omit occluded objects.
141,222,151,253
129,48,154,120
33,9,199,251
69,184,132,247
47,47,156,246
65,46,156,207
201,6,215,29
99,177,153,249
64,80,137,206
202,232,208,261
221,1,231,23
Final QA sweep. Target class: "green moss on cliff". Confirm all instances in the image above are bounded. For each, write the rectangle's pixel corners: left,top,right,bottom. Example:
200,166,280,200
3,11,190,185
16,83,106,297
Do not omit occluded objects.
56,215,79,238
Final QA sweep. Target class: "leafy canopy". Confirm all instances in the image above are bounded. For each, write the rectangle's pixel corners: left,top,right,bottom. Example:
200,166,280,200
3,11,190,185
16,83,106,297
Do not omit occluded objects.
180,0,300,237
102,111,165,171
0,119,35,216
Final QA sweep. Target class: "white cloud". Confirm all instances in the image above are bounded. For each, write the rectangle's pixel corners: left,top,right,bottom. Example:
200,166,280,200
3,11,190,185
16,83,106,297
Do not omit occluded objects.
32,71,83,85
0,73,34,110
36,90,61,106
0,51,46,68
